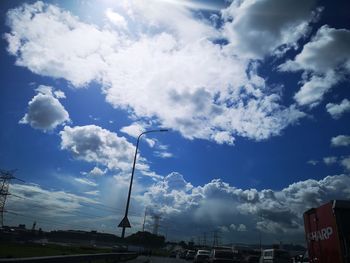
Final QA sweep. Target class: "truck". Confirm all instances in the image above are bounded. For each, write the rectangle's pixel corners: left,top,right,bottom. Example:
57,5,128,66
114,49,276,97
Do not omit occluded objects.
303,200,350,263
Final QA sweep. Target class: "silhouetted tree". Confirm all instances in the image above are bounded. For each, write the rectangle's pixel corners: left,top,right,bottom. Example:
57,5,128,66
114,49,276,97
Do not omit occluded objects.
126,231,165,248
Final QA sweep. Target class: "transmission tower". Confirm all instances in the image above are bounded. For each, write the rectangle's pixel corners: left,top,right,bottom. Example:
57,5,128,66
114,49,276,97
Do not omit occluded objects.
197,236,201,246
152,214,161,235
142,207,148,232
0,169,23,227
212,230,220,247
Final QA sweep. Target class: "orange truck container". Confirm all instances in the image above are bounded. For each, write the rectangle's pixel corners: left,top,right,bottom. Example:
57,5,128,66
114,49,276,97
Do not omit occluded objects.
303,200,350,263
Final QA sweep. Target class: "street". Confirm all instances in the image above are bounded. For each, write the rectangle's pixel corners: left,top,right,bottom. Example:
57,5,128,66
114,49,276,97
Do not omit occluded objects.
129,256,188,263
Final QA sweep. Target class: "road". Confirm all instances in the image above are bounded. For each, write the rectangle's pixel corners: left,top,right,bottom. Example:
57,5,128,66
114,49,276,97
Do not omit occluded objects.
129,256,188,263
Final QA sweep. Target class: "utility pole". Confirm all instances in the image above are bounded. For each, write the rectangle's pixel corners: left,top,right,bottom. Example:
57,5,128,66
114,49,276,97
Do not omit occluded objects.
0,169,23,227
203,232,207,247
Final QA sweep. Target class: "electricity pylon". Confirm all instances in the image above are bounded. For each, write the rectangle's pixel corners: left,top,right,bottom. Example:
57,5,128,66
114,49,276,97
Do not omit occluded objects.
0,169,23,227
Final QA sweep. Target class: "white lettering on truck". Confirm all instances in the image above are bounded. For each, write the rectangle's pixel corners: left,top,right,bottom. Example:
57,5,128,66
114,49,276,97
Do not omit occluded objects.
307,227,333,242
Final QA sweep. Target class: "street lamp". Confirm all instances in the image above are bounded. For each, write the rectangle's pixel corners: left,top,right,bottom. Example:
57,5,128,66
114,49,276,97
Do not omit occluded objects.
118,129,168,238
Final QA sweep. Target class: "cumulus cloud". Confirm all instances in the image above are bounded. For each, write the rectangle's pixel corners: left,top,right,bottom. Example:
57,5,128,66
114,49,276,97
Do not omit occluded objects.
120,122,156,147
323,156,338,165
19,85,69,131
237,224,247,232
60,125,134,171
222,0,319,59
120,123,146,138
105,8,127,29
341,157,350,171
7,173,350,242
88,167,106,176
142,172,350,242
280,26,350,107
331,135,350,147
326,99,350,119
6,1,306,144
60,125,161,180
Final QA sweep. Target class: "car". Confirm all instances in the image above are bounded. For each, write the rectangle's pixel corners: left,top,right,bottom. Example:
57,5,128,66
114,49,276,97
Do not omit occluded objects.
260,249,290,263
208,249,237,263
186,250,196,260
180,250,188,259
194,249,210,263
169,250,178,258
245,255,260,263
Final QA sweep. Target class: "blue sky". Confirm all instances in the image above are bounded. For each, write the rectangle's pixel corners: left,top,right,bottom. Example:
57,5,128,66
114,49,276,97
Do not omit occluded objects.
1,0,350,245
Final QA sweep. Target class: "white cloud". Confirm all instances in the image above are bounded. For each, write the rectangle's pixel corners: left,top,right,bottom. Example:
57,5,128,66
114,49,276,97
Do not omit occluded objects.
7,173,350,243
326,99,350,119
89,167,106,176
19,85,69,131
307,160,318,166
154,151,173,159
5,1,117,87
341,157,350,171
84,190,100,196
211,131,235,145
60,125,134,171
323,156,338,165
293,71,339,108
222,0,319,59
120,123,146,138
331,135,350,147
54,90,66,99
7,183,98,218
6,1,306,144
60,125,160,180
142,172,350,242
237,224,247,232
105,8,127,29
280,26,350,107
74,177,98,187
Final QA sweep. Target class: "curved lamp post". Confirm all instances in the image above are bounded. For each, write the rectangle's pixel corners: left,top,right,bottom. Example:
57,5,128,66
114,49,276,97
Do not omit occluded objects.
118,129,168,238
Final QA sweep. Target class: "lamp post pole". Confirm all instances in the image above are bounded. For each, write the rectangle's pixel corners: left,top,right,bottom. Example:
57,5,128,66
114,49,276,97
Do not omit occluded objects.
119,129,168,238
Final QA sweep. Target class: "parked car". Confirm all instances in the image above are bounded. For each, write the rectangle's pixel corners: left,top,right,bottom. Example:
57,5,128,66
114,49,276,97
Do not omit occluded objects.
208,249,237,263
245,255,260,263
180,250,188,259
194,249,210,263
169,250,177,258
260,249,290,263
186,250,196,260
